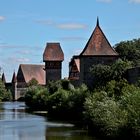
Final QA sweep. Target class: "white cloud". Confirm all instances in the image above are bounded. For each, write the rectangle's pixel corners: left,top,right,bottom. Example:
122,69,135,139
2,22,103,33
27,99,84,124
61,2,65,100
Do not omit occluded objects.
96,0,112,3
57,23,87,30
7,57,30,64
129,0,140,3
16,50,30,55
0,16,5,21
36,19,87,30
16,58,30,63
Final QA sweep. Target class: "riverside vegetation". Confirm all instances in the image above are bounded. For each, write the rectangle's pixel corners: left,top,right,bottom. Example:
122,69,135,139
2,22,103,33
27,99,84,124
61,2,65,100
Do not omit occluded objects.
24,38,140,139
0,79,12,102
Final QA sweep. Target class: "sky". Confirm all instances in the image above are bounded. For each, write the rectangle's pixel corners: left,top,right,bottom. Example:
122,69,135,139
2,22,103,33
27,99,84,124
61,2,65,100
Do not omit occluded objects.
0,0,140,82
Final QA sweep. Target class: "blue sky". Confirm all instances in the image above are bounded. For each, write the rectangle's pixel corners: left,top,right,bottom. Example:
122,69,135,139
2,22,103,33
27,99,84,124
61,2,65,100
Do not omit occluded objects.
0,0,140,82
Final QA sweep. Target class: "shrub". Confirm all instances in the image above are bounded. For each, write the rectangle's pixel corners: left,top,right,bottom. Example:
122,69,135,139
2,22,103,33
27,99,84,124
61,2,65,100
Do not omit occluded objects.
47,80,62,94
0,79,12,101
46,84,89,120
120,88,140,137
27,78,39,87
25,86,49,109
84,91,127,138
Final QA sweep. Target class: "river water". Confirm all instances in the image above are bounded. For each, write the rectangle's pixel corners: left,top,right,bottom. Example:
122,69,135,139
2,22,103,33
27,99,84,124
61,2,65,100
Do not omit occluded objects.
0,102,97,140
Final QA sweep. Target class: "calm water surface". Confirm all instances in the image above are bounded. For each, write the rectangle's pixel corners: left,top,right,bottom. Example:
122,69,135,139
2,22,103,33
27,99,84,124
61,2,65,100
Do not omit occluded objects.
0,102,96,140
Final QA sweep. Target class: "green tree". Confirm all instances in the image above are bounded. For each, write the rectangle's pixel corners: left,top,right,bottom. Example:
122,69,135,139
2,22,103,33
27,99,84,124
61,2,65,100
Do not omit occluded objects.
0,79,12,101
84,91,127,138
120,88,140,137
25,86,49,109
115,38,140,66
47,80,62,94
111,59,132,81
90,64,111,87
27,78,39,87
90,59,132,87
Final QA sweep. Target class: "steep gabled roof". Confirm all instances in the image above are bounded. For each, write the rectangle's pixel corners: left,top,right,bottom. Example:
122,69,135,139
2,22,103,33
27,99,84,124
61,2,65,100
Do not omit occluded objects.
80,18,118,56
69,57,80,72
74,58,80,72
43,43,64,61
69,57,80,80
17,64,45,85
2,73,6,83
12,72,17,83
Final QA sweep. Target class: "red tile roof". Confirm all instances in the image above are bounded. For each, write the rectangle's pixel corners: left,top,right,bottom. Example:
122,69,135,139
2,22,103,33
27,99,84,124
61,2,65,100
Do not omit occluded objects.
43,43,64,61
17,64,45,85
80,19,118,56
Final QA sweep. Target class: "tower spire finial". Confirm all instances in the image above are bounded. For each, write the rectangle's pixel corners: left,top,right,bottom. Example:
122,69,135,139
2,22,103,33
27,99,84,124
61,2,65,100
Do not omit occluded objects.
96,16,99,26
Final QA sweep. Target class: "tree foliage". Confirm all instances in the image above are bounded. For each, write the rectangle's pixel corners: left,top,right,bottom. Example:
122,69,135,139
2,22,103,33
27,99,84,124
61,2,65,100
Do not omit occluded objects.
84,91,127,138
90,59,132,87
25,80,89,120
27,78,39,87
25,86,49,109
84,80,140,139
115,38,140,66
0,79,12,101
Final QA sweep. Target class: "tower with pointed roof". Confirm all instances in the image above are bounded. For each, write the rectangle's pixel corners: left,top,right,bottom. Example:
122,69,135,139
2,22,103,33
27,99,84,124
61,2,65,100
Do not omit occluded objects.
11,71,17,100
2,73,6,83
69,18,119,88
43,43,64,84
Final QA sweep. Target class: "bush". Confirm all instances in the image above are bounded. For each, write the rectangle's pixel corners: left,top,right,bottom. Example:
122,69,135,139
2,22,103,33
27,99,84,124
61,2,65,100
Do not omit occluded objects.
84,91,127,138
27,78,39,87
25,86,49,109
0,79,12,101
84,81,140,139
47,80,62,94
90,59,132,88
46,88,71,116
46,84,89,120
120,88,140,137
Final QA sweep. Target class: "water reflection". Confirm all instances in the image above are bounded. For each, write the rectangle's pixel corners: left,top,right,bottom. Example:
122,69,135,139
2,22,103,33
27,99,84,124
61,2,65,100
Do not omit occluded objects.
0,102,94,140
0,102,46,140
46,127,93,140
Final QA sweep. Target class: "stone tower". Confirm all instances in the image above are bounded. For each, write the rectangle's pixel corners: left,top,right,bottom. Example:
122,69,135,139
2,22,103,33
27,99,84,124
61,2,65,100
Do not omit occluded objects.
43,43,64,85
69,18,119,88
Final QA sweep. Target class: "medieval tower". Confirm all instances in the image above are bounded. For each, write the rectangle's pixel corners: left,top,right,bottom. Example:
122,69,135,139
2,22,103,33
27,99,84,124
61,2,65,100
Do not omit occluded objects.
43,43,64,85
69,18,119,88
11,72,17,100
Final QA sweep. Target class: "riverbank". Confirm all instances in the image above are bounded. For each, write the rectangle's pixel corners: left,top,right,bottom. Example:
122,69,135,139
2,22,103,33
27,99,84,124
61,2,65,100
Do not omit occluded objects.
24,79,140,140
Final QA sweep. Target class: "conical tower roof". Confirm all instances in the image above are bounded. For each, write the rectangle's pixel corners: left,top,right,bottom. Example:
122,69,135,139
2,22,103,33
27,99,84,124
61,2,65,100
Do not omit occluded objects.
2,73,6,83
80,18,118,56
12,71,17,83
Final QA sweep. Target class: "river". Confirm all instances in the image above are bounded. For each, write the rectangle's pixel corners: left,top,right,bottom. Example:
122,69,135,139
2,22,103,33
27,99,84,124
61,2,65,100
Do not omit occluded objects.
0,102,97,140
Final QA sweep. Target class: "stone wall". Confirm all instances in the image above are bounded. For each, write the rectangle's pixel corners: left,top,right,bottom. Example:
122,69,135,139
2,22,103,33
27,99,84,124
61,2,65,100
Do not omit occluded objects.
16,87,27,100
45,68,62,84
79,56,118,88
